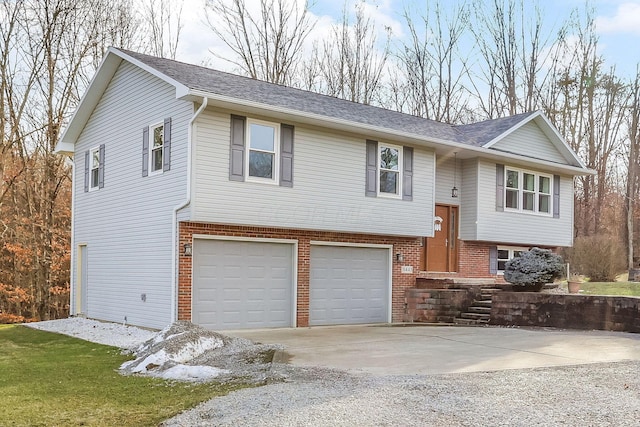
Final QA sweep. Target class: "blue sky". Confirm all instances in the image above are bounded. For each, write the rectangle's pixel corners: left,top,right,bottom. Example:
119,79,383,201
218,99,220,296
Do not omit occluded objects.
178,0,640,79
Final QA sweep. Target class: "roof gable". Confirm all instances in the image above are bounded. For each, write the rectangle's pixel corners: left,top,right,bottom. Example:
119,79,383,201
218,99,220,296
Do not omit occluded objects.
490,120,568,164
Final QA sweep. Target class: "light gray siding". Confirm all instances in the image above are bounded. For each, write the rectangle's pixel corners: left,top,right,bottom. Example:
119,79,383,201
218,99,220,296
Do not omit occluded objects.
192,108,435,237
435,155,462,205
459,159,479,240
72,61,193,329
473,160,573,247
490,122,567,164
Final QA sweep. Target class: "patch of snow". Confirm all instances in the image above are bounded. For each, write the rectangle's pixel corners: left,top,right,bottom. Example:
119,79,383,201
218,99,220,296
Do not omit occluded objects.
25,317,156,351
155,364,229,381
25,318,282,384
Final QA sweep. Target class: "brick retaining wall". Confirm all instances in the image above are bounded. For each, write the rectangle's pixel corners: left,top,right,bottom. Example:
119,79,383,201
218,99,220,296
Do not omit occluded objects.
404,288,481,323
491,293,640,333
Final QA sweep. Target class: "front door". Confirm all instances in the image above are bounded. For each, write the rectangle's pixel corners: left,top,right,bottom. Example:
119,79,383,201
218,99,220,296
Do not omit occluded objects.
423,205,458,272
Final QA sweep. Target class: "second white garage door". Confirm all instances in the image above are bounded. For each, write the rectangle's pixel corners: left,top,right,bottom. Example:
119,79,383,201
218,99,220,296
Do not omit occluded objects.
192,239,294,330
310,245,390,326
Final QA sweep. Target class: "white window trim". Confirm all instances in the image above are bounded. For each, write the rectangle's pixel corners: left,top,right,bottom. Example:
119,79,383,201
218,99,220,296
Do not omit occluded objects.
89,146,100,191
377,142,403,199
504,167,553,216
149,122,164,176
497,245,530,274
245,118,280,185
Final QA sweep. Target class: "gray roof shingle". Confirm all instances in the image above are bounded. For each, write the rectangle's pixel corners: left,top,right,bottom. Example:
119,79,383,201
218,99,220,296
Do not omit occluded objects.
454,112,538,146
121,49,532,147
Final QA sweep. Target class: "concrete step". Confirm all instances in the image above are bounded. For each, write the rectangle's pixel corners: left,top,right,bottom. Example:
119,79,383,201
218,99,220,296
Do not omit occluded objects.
474,300,493,308
461,312,490,320
454,317,489,325
468,306,491,314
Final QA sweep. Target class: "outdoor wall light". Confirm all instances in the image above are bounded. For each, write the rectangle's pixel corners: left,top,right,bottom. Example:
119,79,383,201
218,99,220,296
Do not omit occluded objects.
451,152,459,198
396,253,404,263
183,243,192,256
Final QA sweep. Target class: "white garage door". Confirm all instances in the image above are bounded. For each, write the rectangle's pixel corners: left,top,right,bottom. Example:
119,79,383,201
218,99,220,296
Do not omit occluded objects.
192,239,294,330
310,245,390,326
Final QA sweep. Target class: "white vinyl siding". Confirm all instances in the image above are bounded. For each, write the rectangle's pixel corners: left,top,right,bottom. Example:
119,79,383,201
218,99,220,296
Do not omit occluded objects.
490,121,567,164
474,160,573,247
192,108,434,237
71,61,192,329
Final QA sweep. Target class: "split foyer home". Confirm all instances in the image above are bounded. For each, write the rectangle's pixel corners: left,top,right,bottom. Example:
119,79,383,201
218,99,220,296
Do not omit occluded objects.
55,48,590,330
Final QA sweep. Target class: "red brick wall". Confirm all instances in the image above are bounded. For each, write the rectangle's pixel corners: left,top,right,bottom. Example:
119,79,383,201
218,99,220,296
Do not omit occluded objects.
178,222,421,327
458,241,492,277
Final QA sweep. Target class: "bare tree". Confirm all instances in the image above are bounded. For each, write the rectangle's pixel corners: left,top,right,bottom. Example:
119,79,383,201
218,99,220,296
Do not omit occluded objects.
470,0,560,117
0,0,140,321
204,0,315,85
305,1,390,105
626,68,640,269
396,1,471,123
140,0,183,59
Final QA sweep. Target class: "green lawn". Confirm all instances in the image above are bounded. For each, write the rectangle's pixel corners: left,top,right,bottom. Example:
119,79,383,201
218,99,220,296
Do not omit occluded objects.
578,281,640,297
0,325,247,426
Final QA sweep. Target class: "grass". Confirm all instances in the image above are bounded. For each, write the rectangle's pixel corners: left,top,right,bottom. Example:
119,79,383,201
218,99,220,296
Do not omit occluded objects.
578,281,640,297
0,325,248,427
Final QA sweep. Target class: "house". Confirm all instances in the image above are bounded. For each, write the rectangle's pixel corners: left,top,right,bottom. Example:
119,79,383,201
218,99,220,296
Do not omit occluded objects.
55,48,590,330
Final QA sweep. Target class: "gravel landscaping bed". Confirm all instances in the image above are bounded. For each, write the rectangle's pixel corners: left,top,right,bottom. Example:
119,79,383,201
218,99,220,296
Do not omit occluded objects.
164,360,640,426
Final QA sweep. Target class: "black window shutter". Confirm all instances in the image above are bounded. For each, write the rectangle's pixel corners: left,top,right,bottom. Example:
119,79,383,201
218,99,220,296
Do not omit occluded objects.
229,115,246,181
280,124,294,187
163,117,172,172
142,126,149,177
489,246,498,275
365,140,377,197
553,175,560,218
98,144,105,189
496,164,504,211
83,150,90,192
403,146,413,201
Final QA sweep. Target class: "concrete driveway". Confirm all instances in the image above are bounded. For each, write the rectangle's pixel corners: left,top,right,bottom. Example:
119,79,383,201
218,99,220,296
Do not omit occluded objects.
228,325,640,375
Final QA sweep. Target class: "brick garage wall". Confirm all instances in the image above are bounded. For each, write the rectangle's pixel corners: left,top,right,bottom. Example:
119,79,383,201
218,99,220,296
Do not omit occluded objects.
491,293,640,333
178,222,421,327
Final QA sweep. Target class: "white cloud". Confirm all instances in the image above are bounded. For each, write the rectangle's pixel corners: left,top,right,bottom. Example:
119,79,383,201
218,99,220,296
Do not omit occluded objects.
595,2,640,35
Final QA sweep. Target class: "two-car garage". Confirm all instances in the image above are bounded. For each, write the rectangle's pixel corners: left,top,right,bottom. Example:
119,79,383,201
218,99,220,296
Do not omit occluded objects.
191,238,391,330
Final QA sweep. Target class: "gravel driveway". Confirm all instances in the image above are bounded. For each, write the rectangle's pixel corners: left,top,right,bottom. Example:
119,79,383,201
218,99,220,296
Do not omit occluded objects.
163,360,640,426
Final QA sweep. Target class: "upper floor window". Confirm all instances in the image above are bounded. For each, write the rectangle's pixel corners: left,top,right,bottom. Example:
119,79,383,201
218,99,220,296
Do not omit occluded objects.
505,168,552,215
379,143,402,197
90,147,100,190
142,118,171,177
83,144,104,193
150,123,164,174
247,119,279,182
365,140,413,200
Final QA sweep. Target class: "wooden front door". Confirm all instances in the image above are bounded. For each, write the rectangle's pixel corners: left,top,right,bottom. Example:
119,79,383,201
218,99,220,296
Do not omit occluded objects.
422,205,458,272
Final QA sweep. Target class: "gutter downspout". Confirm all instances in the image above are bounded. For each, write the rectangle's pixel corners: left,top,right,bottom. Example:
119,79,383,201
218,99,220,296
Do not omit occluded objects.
66,156,76,314
171,97,208,323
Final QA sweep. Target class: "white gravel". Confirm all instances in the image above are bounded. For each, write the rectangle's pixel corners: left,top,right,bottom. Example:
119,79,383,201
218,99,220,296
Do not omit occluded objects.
25,317,156,351
25,318,640,426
